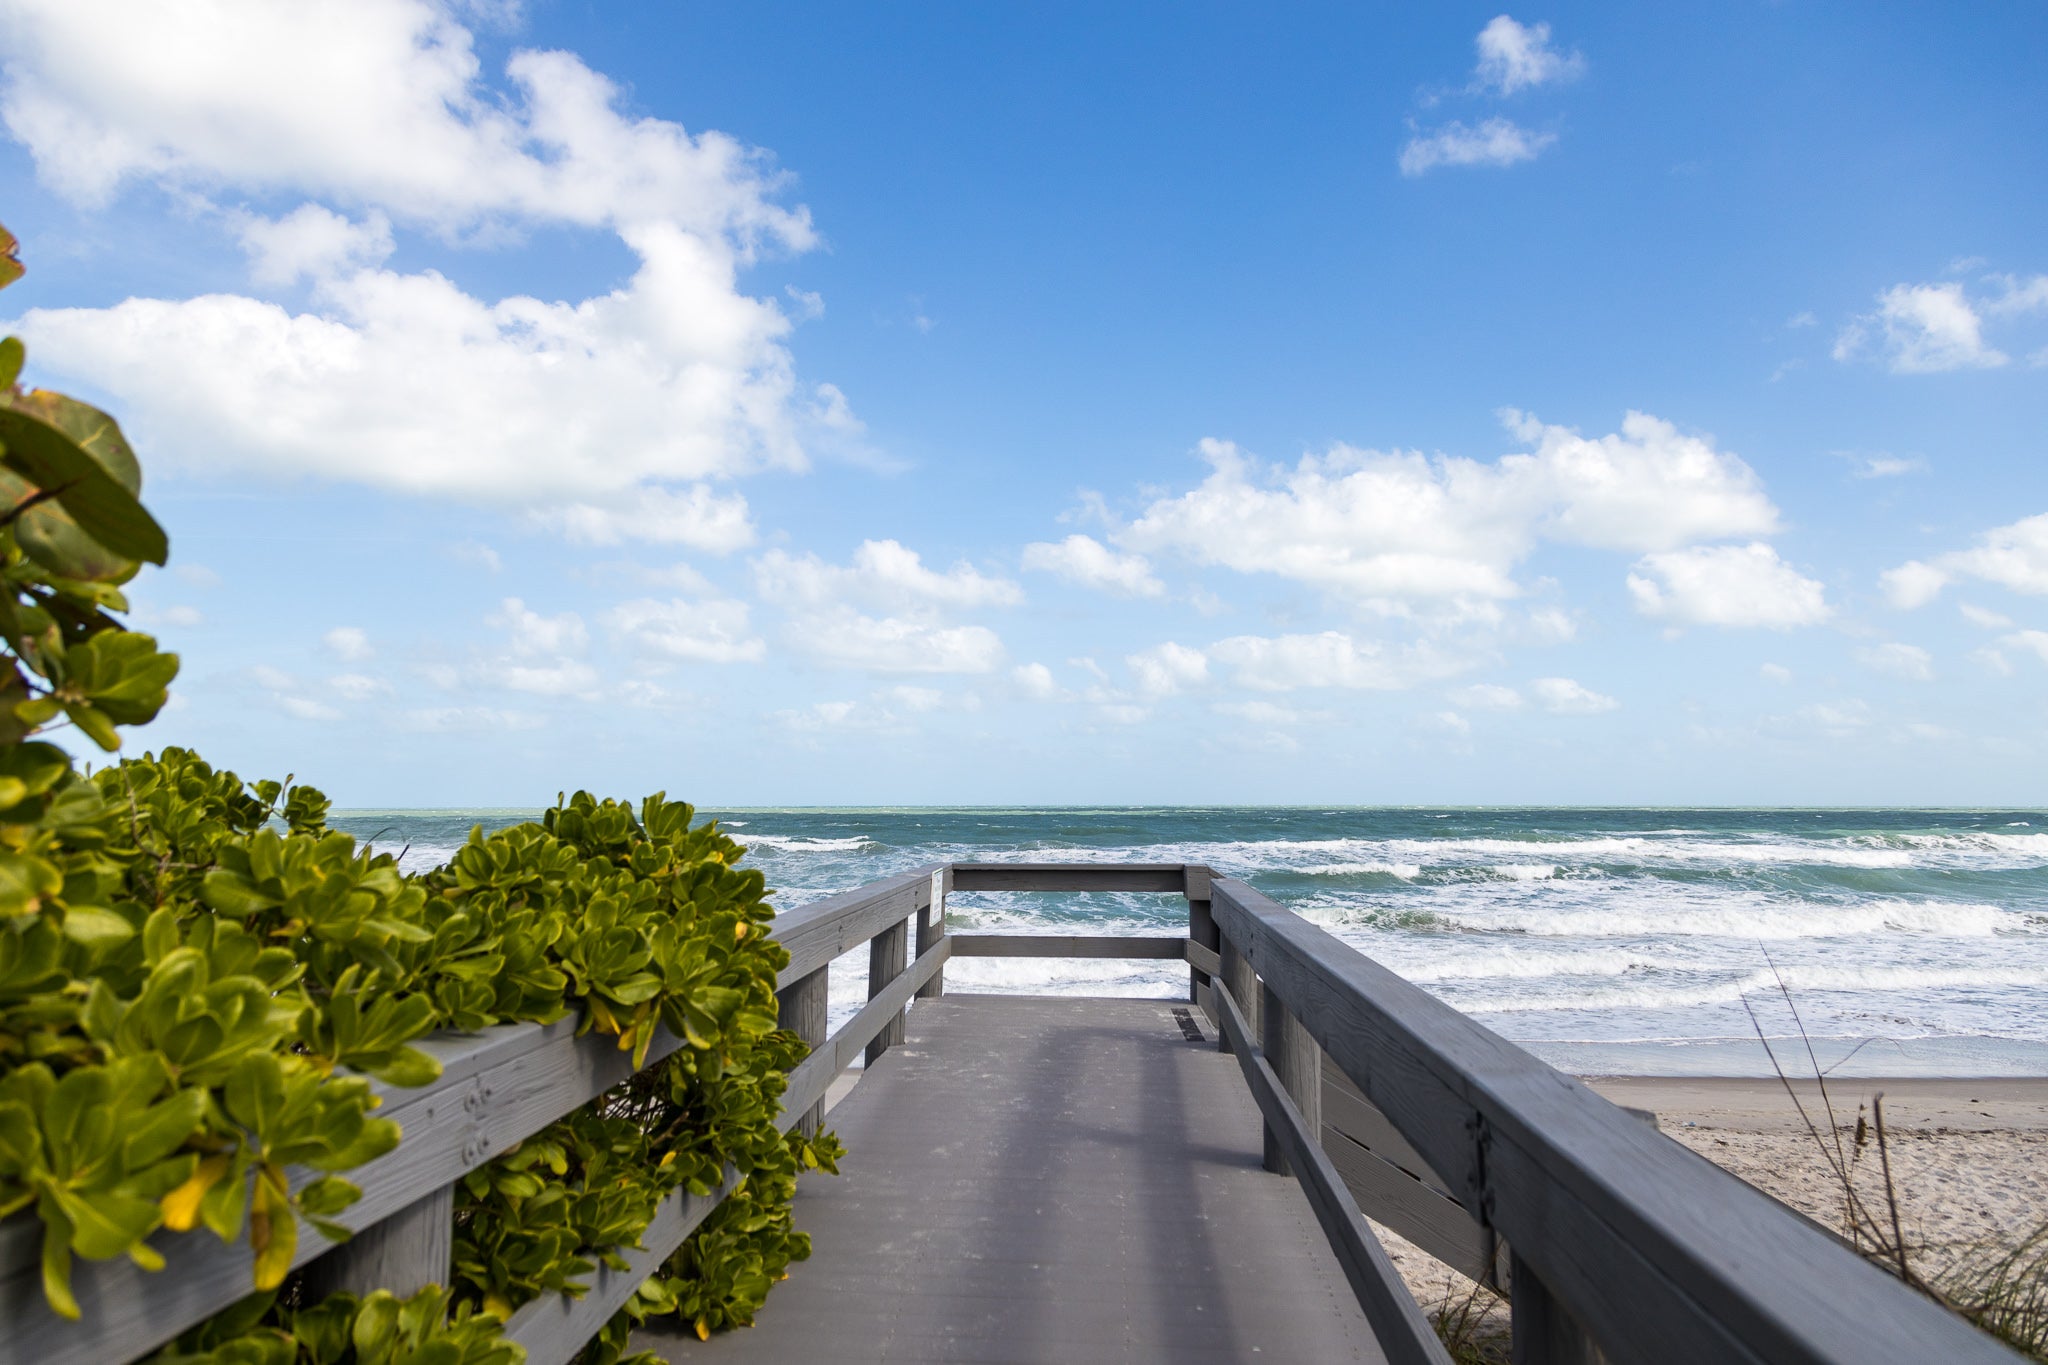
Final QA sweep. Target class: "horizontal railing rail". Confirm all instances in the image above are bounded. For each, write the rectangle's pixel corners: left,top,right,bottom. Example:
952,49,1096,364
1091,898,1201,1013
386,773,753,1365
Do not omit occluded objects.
1207,875,2019,1365
9,858,2015,1365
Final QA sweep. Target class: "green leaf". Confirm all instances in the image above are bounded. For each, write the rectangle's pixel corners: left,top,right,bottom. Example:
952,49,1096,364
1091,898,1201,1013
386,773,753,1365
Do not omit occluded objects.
48,1184,161,1260
0,335,22,388
0,389,166,566
363,1045,441,1088
59,905,136,948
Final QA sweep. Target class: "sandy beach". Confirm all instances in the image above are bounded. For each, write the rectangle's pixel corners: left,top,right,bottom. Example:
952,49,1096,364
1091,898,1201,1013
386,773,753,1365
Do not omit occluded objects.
1377,1075,2048,1347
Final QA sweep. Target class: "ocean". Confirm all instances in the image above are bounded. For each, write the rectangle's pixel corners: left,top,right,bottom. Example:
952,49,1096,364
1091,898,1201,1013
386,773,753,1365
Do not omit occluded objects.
327,806,2048,1078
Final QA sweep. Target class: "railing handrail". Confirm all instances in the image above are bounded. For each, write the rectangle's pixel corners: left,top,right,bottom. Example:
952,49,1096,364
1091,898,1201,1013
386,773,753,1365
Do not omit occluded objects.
5,859,2017,1365
1206,874,2016,1365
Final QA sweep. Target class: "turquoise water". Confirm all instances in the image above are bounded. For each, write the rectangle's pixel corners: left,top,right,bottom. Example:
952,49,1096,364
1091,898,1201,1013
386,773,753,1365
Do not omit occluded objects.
328,807,2048,1077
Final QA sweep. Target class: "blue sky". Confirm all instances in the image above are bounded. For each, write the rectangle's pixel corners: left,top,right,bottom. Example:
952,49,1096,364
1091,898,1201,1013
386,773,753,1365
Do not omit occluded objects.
2,1,2045,806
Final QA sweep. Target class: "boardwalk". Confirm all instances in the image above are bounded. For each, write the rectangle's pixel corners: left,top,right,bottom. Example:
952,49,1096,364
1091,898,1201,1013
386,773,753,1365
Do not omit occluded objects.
645,996,1386,1364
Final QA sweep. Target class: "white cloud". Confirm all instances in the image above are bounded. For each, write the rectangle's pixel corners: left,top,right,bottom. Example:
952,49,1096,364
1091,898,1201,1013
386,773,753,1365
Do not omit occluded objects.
755,541,1015,675
1759,663,1792,684
1974,647,2015,676
1123,413,1777,619
1011,662,1067,702
3,1,846,548
1626,543,1829,629
774,685,966,734
1835,282,2007,373
324,626,373,660
2001,630,2048,667
1126,642,1208,698
1472,17,1585,95
1422,709,1473,735
792,609,1005,675
1983,274,2048,318
1207,632,1464,692
1851,454,1923,478
1020,534,1164,598
280,695,341,722
20,227,815,549
755,540,1020,613
236,204,393,286
397,706,543,732
1855,642,1933,682
1530,677,1618,714
1399,118,1555,176
1882,512,2048,607
1959,603,2013,629
488,597,587,656
0,0,814,245
447,539,502,572
607,596,764,664
482,597,595,695
330,673,393,700
1450,683,1523,710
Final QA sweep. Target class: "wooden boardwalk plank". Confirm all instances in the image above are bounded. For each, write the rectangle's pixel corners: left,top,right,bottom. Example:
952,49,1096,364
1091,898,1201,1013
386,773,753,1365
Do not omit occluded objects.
641,996,1387,1365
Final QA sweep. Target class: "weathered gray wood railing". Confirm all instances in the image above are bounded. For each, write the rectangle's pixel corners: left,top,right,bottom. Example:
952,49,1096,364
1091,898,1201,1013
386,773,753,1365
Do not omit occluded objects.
1,859,2020,1364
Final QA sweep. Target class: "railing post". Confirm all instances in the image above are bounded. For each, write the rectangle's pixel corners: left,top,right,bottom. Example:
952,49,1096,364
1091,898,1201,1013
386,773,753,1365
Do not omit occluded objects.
1510,1252,1603,1365
1185,864,1216,1009
303,1186,452,1300
778,964,829,1135
915,866,947,999
1218,935,1259,1054
1259,982,1320,1177
866,915,909,1065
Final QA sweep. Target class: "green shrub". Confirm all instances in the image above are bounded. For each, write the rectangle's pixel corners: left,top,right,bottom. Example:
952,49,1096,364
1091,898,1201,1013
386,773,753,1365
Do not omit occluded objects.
0,223,838,1360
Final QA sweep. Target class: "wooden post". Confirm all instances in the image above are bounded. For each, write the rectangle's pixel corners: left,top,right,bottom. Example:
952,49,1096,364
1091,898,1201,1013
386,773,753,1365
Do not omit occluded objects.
777,965,829,1135
866,916,909,1066
303,1186,452,1300
1260,983,1320,1177
1218,937,1260,1055
1510,1252,1602,1365
1186,864,1216,1007
915,867,946,999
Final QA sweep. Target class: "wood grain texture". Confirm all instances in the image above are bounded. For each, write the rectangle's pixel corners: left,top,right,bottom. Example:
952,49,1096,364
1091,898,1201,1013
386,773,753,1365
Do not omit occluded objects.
1213,981,1454,1365
865,917,909,1066
1324,1068,1456,1199
0,1014,692,1365
302,1185,452,1302
644,996,1389,1364
1209,878,2022,1365
914,868,947,999
773,865,939,985
946,933,1189,959
1324,1129,1491,1282
1511,1251,1603,1365
778,938,951,1129
505,1170,740,1365
1187,896,1217,1003
777,967,829,1136
1183,938,1222,979
948,863,1187,892
1260,983,1322,1178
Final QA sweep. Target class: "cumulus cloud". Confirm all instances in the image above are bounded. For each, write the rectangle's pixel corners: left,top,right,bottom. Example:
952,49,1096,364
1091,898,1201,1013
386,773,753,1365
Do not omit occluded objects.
1020,534,1164,597
753,540,1015,675
1856,642,1933,682
1121,412,1778,620
1472,17,1586,95
1833,278,2041,373
1207,632,1465,692
1882,512,2048,608
606,596,765,664
2,0,849,548
1126,642,1208,698
755,540,1020,613
773,684,967,735
324,626,373,660
1399,118,1555,176
1529,677,1617,714
1626,543,1829,629
1011,662,1067,701
0,0,814,244
482,596,597,695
